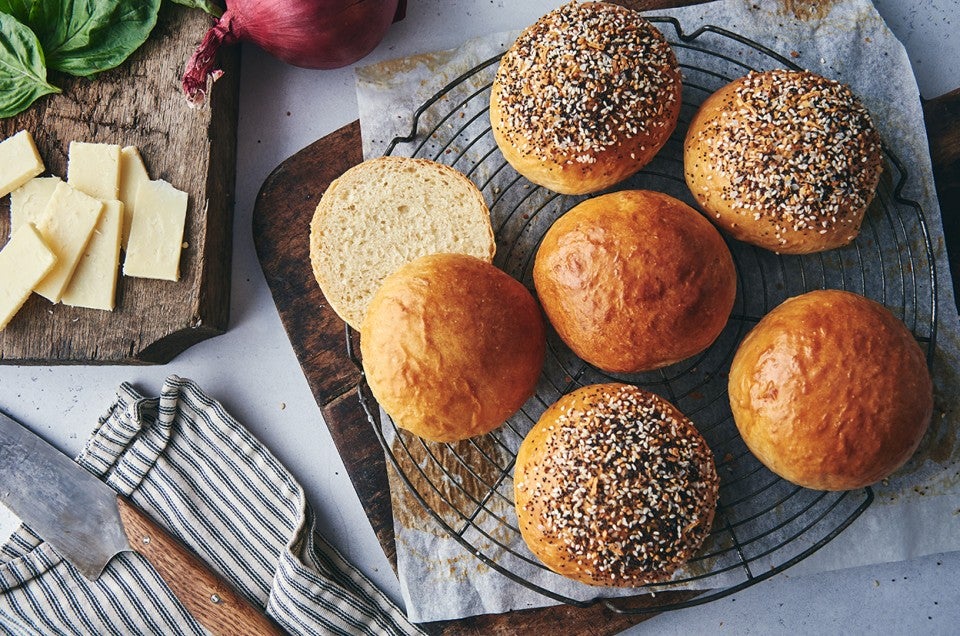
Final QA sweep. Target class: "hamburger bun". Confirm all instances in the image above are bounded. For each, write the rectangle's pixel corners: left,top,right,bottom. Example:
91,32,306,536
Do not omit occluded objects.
514,383,719,586
684,69,883,254
360,253,545,442
310,156,495,328
533,190,737,373
728,289,933,490
490,1,682,195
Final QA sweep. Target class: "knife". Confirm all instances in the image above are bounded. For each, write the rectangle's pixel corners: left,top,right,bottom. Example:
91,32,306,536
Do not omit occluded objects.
0,409,283,636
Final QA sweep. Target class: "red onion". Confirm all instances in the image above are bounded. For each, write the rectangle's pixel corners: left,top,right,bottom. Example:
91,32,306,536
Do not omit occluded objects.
183,0,404,105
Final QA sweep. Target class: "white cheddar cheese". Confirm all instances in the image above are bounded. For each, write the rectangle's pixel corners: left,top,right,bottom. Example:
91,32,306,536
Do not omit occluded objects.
61,200,123,311
119,146,150,250
9,177,63,237
33,182,104,303
0,130,45,198
0,224,57,331
67,142,121,200
123,179,187,281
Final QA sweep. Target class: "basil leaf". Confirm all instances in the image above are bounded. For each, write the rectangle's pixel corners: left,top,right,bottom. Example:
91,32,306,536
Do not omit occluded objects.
170,0,223,18
0,0,162,77
0,11,59,118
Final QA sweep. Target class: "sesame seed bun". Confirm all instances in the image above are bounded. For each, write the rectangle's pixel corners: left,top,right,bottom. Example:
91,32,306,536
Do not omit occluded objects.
729,290,933,490
533,190,737,373
515,383,719,586
360,253,545,443
684,69,883,254
490,2,682,195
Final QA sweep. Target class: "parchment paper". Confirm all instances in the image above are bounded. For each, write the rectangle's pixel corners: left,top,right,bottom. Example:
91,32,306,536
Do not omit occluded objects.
355,0,960,623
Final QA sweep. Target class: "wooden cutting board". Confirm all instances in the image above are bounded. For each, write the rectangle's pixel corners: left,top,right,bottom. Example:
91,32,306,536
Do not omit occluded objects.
0,4,238,364
253,8,960,636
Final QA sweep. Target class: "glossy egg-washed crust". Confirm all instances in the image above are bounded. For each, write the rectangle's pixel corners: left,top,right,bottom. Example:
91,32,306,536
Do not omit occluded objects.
533,190,737,373
490,1,682,195
515,383,719,586
684,69,883,254
729,290,933,490
360,253,545,443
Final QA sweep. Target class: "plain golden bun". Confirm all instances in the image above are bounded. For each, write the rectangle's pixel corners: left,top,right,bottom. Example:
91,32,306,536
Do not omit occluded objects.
360,253,545,442
684,69,882,254
515,383,719,586
490,2,681,195
533,190,736,373
729,290,933,491
309,156,495,328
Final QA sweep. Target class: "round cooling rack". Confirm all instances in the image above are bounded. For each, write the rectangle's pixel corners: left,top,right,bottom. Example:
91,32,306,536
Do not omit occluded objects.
352,17,938,613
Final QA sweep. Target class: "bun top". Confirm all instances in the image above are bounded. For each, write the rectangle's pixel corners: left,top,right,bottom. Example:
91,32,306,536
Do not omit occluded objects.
729,289,933,490
684,69,882,253
491,1,681,193
515,383,718,586
360,253,545,443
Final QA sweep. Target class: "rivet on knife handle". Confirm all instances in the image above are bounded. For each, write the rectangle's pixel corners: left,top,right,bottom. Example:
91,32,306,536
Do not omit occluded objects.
116,496,284,636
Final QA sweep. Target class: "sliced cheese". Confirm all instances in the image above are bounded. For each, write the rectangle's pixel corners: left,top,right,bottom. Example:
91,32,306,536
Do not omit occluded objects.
9,177,63,237
67,142,121,200
0,224,57,331
0,130,45,198
119,146,150,250
61,200,123,311
123,179,187,281
33,182,104,303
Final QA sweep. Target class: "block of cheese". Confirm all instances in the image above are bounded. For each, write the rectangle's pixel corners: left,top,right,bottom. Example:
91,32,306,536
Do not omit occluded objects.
61,200,123,310
0,224,57,331
118,145,151,250
67,142,121,201
123,179,187,281
9,177,63,237
0,131,45,198
33,182,104,302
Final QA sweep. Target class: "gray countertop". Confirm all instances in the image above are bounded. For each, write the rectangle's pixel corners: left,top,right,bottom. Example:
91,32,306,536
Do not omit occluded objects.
2,1,958,633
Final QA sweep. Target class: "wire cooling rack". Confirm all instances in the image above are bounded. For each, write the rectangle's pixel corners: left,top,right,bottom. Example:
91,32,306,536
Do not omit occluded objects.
352,17,938,612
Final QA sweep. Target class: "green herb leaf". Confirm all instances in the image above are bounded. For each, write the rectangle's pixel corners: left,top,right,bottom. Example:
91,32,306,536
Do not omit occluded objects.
0,0,162,77
0,11,59,118
170,0,223,18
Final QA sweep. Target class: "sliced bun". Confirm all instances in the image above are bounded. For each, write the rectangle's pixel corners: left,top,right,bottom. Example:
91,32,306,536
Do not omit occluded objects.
533,190,736,373
309,157,495,328
490,2,681,194
360,253,545,442
729,290,933,490
515,383,719,586
684,69,882,254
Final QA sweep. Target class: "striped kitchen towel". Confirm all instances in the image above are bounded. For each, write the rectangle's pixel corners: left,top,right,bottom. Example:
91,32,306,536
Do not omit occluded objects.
0,375,424,635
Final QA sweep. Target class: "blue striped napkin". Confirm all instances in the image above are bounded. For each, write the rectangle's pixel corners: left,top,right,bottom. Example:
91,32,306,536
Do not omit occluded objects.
0,376,423,635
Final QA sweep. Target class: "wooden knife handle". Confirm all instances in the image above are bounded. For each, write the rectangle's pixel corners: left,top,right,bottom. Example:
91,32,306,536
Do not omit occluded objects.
116,497,284,636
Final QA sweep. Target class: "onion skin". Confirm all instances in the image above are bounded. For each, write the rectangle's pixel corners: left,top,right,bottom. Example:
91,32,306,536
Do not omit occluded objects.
183,0,400,105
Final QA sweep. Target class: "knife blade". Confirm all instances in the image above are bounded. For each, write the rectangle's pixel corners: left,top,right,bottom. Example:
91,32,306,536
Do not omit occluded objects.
0,409,283,636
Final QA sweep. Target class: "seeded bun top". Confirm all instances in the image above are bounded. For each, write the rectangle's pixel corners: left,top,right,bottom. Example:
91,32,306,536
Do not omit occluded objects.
490,1,682,195
684,69,882,254
514,383,719,586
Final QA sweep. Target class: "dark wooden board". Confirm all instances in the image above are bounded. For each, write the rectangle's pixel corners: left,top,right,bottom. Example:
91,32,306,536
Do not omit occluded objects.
0,3,238,364
253,9,960,636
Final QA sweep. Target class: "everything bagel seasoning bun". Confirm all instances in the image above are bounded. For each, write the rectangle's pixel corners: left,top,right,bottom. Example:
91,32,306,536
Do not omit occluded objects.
533,190,736,373
490,1,682,195
309,156,495,328
684,69,882,254
729,290,933,490
360,253,545,443
514,383,719,586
